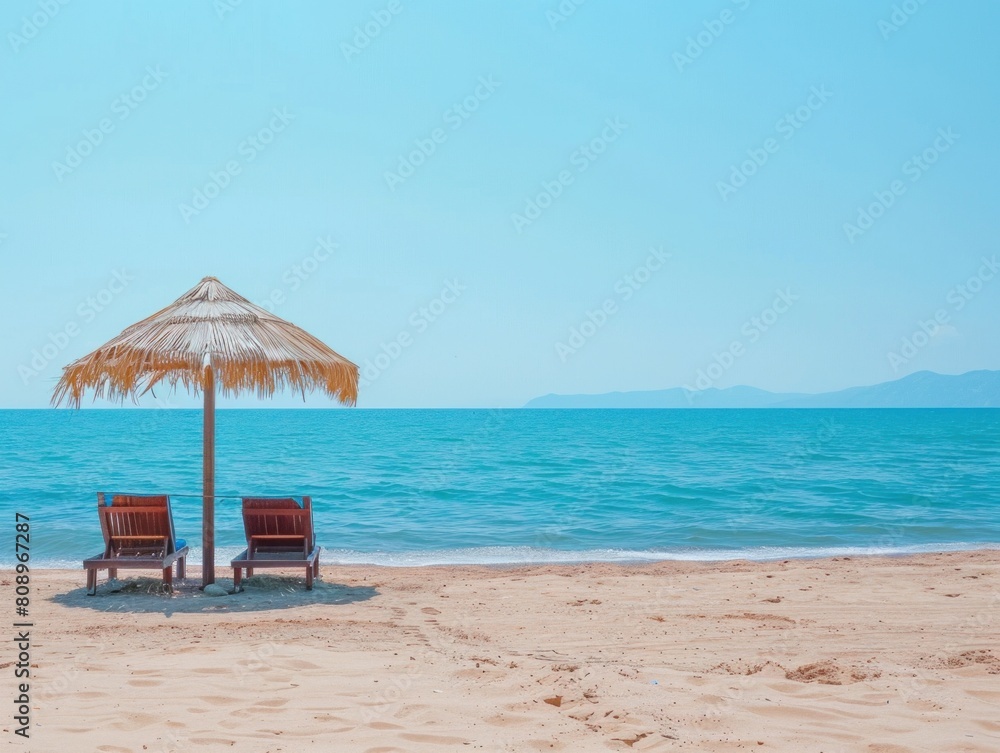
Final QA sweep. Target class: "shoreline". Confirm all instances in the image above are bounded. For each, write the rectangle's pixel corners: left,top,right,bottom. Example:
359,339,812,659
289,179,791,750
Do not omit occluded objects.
10,542,1000,571
14,546,1000,583
19,549,1000,750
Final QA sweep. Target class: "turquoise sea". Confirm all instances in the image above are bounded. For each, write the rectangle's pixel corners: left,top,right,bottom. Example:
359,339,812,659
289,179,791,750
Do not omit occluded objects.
1,409,998,568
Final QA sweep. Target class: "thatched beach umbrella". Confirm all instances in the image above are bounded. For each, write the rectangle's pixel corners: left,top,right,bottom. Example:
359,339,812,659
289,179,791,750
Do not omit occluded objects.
52,276,358,586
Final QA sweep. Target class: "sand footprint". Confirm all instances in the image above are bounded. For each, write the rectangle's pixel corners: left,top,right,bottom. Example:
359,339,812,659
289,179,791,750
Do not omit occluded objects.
248,699,291,714
252,698,289,708
196,695,242,706
189,737,238,746
279,659,321,670
400,733,470,744
110,711,164,731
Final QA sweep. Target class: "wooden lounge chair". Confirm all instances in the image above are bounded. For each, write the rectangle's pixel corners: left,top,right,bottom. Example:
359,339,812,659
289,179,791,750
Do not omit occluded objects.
83,493,189,595
231,497,320,590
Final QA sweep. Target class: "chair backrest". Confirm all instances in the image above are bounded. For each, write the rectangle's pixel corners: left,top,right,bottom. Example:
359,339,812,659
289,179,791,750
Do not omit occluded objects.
241,497,314,549
97,492,179,555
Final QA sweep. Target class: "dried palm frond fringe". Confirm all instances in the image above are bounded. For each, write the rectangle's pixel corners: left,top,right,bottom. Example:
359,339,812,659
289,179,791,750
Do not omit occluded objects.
52,276,359,407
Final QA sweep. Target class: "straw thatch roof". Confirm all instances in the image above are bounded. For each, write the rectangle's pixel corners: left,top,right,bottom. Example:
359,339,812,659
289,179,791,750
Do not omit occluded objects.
52,276,358,407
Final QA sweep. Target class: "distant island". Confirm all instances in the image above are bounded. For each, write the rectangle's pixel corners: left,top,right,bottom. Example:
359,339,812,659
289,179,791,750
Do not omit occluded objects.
525,370,1000,409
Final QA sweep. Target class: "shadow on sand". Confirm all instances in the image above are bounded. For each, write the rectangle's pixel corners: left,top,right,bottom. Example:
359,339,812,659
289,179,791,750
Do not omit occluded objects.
51,574,378,617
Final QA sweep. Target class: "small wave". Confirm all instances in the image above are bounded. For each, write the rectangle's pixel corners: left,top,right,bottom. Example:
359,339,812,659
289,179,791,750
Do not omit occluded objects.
319,542,1000,566
13,542,997,570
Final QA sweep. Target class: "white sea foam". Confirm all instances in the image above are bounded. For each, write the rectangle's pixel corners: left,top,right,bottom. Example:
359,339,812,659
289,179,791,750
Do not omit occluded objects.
14,542,998,570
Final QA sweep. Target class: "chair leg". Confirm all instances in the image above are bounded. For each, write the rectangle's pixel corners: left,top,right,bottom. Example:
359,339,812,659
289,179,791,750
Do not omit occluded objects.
176,556,185,580
233,567,242,591
163,566,173,593
246,567,253,578
108,567,118,580
313,555,320,578
306,565,313,591
86,568,97,595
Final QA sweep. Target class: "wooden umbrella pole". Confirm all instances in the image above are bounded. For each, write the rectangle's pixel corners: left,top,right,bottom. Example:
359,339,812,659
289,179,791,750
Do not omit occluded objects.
202,363,216,587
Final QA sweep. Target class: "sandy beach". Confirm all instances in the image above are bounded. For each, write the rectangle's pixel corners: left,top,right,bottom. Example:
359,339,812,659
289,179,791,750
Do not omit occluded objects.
10,550,1000,752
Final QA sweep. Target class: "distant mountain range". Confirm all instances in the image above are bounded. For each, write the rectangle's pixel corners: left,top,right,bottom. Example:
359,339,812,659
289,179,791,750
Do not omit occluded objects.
524,370,1000,409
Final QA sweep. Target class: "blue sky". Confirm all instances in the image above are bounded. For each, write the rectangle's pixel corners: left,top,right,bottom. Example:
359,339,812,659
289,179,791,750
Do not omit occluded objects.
2,0,998,408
